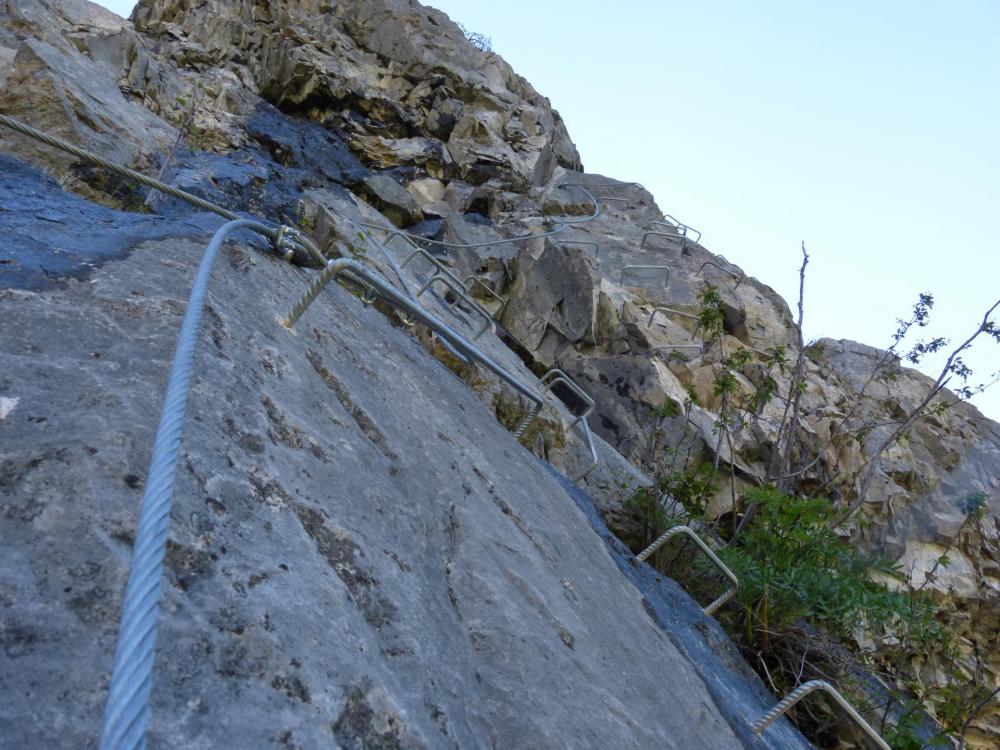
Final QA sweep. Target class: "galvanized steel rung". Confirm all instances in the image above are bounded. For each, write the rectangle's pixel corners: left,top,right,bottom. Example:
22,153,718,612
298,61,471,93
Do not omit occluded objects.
620,265,671,289
413,273,493,340
640,229,688,253
463,274,506,310
594,195,632,210
656,216,702,245
538,369,599,482
648,306,700,327
636,525,739,616
751,680,891,750
698,260,746,287
540,368,596,428
558,239,602,259
403,247,496,340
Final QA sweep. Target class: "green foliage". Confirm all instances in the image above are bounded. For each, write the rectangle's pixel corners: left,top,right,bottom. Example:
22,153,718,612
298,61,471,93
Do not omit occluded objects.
697,285,726,334
719,486,947,649
660,463,719,519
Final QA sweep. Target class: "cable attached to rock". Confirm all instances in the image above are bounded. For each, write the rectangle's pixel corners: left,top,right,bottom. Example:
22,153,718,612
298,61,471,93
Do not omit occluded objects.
0,113,325,266
98,219,275,750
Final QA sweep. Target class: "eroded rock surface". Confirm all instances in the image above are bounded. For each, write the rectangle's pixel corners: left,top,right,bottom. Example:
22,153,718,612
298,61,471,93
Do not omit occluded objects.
1,0,998,745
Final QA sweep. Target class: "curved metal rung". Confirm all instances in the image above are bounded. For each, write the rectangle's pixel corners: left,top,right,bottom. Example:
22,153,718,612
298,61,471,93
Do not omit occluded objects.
648,306,700,326
401,246,450,276
537,368,598,483
640,230,687,253
636,525,738,616
540,368,596,427
620,265,671,289
751,680,890,750
463,274,506,311
400,247,495,338
595,195,632,209
570,180,646,191
558,240,602,259
698,260,745,286
660,214,702,244
417,274,495,340
655,343,704,360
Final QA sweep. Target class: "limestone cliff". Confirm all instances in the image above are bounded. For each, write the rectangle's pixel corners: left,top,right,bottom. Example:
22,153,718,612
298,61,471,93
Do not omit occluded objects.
0,0,997,747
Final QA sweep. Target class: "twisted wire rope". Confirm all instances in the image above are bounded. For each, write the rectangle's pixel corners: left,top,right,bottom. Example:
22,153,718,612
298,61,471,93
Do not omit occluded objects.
752,680,890,749
98,219,273,749
0,113,325,266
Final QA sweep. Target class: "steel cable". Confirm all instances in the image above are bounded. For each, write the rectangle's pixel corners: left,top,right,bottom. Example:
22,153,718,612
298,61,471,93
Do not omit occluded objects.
98,219,273,750
0,113,325,266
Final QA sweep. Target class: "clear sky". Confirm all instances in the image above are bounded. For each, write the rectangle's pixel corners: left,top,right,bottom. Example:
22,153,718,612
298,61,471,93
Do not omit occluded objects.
96,1,1000,421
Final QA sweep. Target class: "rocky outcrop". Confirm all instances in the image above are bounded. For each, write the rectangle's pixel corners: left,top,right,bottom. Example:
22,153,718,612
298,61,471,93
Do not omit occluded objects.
1,0,998,746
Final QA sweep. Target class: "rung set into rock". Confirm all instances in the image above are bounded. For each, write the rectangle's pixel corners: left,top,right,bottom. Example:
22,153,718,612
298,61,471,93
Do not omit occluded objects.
1,0,994,748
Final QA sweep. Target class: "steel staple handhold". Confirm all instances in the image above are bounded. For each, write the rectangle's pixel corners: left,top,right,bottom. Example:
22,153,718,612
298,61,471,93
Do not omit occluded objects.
463,274,506,310
620,264,671,289
648,306,700,326
697,260,746,286
636,525,739,616
640,229,687,253
539,368,596,427
751,680,891,749
416,274,494,340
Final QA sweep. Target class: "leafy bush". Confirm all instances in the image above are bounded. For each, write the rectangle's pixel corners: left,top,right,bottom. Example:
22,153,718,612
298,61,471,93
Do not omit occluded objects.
718,486,946,650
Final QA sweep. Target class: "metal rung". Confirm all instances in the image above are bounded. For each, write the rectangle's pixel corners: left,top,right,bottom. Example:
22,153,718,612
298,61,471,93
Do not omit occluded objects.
464,274,506,310
640,230,687,253
648,306,700,327
698,260,745,286
752,680,890,750
401,247,495,339
636,525,738,616
540,368,596,428
620,265,671,289
558,240,602,259
538,369,599,483
660,215,702,242
595,195,632,209
655,343,704,359
656,216,702,244
417,274,495,340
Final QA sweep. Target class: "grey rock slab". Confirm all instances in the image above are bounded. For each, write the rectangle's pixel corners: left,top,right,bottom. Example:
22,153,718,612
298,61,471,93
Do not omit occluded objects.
0,153,227,290
0,35,177,173
1,185,782,748
359,173,422,228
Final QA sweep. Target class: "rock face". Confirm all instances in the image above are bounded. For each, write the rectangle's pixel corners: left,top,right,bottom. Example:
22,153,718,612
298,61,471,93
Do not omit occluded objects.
1,0,998,747
0,157,810,749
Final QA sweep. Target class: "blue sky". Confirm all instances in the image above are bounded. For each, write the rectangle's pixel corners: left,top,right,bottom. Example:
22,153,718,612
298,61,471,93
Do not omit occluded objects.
96,1,1000,420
